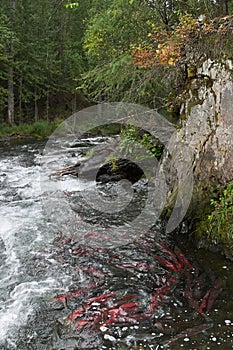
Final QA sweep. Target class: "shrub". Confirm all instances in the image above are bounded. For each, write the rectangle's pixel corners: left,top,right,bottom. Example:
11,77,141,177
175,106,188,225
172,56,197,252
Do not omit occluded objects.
120,125,163,159
204,182,233,243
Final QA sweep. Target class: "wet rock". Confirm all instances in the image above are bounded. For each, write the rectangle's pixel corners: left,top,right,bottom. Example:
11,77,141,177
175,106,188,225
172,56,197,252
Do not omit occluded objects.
0,136,9,143
71,140,94,148
96,159,144,184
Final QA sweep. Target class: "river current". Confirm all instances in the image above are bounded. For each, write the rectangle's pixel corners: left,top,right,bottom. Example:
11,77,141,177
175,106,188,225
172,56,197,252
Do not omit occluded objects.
0,137,232,349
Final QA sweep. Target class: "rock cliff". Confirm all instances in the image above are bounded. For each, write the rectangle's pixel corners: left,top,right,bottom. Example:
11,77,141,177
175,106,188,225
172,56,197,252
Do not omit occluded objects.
179,58,233,186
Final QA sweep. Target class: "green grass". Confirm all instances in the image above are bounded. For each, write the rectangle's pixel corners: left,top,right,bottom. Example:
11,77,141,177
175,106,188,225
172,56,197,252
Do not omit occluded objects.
0,119,64,138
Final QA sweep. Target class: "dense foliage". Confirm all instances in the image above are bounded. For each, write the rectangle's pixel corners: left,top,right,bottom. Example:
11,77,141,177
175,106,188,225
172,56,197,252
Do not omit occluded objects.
0,0,232,125
206,183,233,243
119,125,164,159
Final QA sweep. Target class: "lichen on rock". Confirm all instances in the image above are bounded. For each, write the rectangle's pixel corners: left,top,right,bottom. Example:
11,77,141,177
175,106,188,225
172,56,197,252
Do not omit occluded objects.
179,59,233,186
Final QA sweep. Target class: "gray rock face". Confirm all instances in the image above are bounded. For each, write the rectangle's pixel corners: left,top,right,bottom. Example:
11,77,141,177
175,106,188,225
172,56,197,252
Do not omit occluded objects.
180,59,233,185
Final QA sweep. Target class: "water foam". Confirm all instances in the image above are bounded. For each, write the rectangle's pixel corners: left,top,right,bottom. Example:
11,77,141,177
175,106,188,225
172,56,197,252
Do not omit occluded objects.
0,278,59,346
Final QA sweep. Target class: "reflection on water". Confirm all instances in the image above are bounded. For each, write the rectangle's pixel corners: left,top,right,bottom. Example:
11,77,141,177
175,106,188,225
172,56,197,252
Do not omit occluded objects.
0,138,232,349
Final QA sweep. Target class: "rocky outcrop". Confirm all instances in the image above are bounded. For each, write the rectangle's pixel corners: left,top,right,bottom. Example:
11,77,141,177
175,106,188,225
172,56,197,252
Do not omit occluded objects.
179,59,233,186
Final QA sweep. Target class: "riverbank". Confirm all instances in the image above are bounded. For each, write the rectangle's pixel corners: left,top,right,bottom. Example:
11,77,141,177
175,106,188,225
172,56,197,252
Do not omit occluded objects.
0,120,123,142
0,119,64,140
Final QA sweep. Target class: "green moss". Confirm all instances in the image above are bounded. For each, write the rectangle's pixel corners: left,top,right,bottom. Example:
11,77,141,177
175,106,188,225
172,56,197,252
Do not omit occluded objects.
180,112,186,121
187,65,197,78
196,30,233,63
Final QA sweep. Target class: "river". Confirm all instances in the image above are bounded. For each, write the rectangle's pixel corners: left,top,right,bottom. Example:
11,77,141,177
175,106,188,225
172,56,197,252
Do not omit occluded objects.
0,137,232,349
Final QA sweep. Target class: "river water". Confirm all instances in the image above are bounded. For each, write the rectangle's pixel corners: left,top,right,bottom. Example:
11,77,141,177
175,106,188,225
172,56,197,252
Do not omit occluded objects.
0,137,233,350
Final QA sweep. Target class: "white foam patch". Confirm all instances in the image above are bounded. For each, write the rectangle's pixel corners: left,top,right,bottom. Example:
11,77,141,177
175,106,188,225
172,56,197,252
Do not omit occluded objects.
0,217,20,284
0,278,58,344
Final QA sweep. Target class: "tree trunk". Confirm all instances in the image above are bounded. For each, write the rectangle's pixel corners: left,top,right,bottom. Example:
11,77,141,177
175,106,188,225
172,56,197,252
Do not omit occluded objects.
72,90,77,113
7,66,14,126
218,0,229,15
7,0,16,126
34,87,38,122
46,90,49,121
18,75,22,123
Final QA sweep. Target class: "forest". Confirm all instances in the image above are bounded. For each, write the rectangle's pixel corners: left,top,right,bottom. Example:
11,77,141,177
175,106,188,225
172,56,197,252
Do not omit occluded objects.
0,0,232,127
